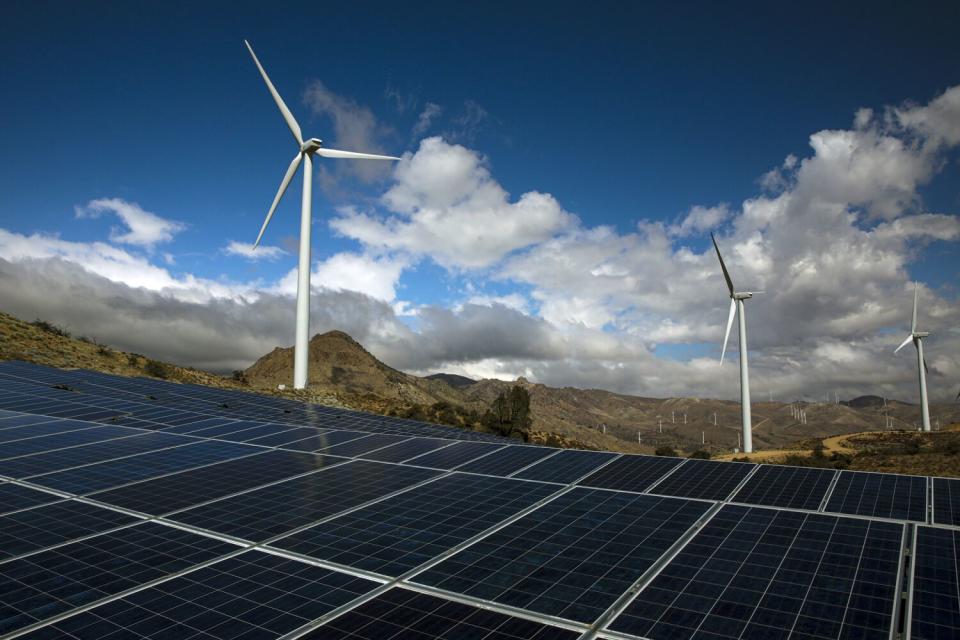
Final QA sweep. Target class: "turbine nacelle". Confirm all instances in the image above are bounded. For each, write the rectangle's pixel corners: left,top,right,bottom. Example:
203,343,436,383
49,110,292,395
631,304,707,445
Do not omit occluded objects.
301,138,324,154
733,292,753,300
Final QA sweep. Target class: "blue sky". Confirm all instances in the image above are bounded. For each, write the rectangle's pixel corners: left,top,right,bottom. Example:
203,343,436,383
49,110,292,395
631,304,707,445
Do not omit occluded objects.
1,1,958,400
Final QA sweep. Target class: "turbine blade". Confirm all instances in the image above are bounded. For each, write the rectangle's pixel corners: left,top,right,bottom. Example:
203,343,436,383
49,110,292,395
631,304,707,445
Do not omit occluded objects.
711,233,735,296
955,387,959,402
315,147,400,161
721,299,736,364
244,40,303,146
922,355,929,375
911,282,918,333
894,333,913,354
254,153,302,248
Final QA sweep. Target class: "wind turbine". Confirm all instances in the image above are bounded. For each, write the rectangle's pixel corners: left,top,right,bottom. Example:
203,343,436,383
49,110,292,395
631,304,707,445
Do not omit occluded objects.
243,40,399,389
894,283,931,431
711,233,755,453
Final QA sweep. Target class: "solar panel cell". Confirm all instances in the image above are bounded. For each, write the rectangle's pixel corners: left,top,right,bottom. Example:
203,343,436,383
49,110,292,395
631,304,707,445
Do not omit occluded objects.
825,470,927,521
731,465,836,511
0,499,138,559
457,445,556,477
647,458,755,501
405,441,505,470
932,477,960,526
513,449,618,484
910,526,960,640
0,482,62,515
359,437,452,463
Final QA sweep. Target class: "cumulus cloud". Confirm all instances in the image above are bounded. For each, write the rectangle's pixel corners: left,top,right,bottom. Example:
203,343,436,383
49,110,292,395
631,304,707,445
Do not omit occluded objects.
274,251,408,302
224,241,286,261
670,204,731,237
75,198,185,248
412,102,442,137
331,137,578,268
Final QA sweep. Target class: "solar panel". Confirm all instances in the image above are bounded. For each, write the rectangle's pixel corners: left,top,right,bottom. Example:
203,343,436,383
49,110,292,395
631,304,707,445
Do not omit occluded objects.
282,430,372,452
170,460,439,542
932,477,960,526
607,505,904,640
412,488,711,623
27,440,259,494
245,425,328,446
456,444,556,477
0,431,189,478
21,551,381,640
304,587,581,639
0,521,237,635
405,441,505,469
271,473,560,576
731,464,836,511
0,419,96,443
0,499,139,559
317,434,410,457
359,436,453,463
647,458,755,501
513,449,618,484
0,482,62,515
579,453,684,493
824,470,927,522
90,450,345,515
0,425,138,460
909,526,960,640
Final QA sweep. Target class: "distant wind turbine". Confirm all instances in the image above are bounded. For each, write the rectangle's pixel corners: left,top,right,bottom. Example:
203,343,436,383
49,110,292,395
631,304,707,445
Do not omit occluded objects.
244,40,399,389
711,233,756,454
894,283,932,431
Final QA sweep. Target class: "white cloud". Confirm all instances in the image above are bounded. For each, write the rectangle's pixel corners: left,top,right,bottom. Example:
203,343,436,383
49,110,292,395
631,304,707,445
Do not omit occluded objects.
670,204,730,237
412,102,442,137
274,251,408,302
224,241,286,261
331,137,578,269
75,198,185,248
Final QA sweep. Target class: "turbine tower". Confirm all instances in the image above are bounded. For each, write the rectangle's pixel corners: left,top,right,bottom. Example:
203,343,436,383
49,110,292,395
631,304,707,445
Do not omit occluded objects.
244,40,399,389
711,233,755,453
894,283,932,431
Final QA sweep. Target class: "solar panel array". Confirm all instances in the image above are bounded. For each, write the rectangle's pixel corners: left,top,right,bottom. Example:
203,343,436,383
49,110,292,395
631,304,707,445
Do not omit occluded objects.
0,359,956,640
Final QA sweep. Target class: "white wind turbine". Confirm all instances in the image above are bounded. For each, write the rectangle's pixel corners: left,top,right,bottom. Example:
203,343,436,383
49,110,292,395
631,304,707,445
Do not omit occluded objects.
894,283,931,431
711,233,756,453
244,40,399,389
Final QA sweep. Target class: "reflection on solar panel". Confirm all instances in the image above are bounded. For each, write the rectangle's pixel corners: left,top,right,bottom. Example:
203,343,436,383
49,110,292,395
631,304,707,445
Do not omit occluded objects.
513,449,617,484
0,431,189,478
28,440,259,494
607,505,904,640
91,450,342,515
648,458,755,501
456,445,556,477
406,441,505,469
272,473,560,576
22,551,380,640
282,430,371,452
731,464,836,511
413,488,710,622
933,477,960,526
171,460,439,541
579,454,683,493
0,499,138,559
0,482,61,515
0,521,236,635
909,526,960,640
304,587,580,639
359,436,452,463
825,470,927,521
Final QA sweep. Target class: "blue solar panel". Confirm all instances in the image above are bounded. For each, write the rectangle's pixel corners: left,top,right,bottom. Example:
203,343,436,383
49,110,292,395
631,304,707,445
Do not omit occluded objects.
456,445,556,477
0,483,62,515
825,470,927,522
21,551,380,640
271,473,560,576
170,460,439,541
304,587,581,639
909,526,960,640
0,499,139,559
579,454,683,493
731,464,836,511
0,425,140,461
405,441,505,469
91,450,344,515
607,505,904,640
28,440,259,494
0,431,189,478
932,477,960,526
513,449,618,484
358,436,452,463
0,521,237,635
317,434,410,457
0,419,98,443
282,430,371,452
413,488,711,623
647,458,755,501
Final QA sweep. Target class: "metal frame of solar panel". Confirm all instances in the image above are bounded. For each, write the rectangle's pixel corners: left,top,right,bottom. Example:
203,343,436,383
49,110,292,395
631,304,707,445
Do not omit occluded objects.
1,360,959,640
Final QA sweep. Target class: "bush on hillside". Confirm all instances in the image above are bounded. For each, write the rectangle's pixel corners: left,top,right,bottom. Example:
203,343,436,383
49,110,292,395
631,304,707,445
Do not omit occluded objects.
688,450,711,459
655,446,678,457
144,359,169,379
31,319,70,338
